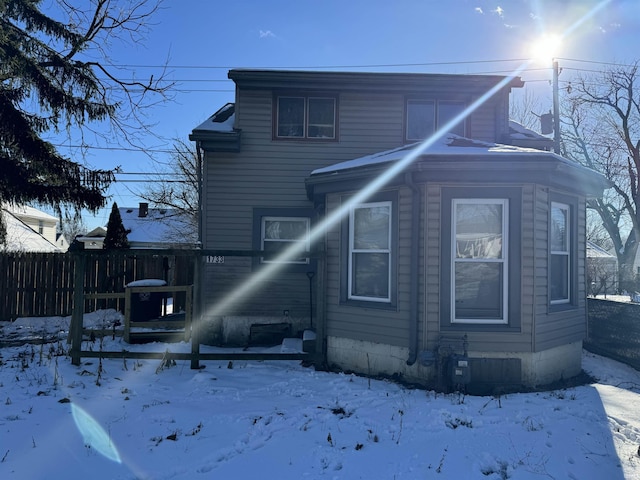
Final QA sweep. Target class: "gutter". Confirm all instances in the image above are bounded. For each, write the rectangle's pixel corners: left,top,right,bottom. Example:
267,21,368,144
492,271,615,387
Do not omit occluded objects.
405,172,420,366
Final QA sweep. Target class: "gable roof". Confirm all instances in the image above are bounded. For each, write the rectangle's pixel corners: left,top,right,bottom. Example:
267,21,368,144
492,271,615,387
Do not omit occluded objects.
1,209,60,252
5,204,58,223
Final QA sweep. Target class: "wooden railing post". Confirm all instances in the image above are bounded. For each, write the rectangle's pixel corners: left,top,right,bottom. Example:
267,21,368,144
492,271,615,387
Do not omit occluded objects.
190,251,201,369
70,253,86,366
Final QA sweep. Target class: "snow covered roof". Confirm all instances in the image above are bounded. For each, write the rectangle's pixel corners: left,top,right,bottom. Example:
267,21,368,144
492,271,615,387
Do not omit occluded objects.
120,206,197,248
507,120,554,150
310,134,565,175
1,209,60,252
587,241,617,259
508,120,551,142
4,204,58,223
192,103,235,133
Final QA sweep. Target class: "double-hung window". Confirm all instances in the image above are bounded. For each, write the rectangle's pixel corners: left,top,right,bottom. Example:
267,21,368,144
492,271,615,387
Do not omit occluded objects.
550,202,570,304
406,99,466,141
260,216,310,264
452,199,508,324
276,95,336,139
348,202,392,302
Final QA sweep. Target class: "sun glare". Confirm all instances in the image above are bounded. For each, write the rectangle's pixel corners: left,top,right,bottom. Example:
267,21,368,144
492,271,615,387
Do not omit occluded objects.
529,33,562,64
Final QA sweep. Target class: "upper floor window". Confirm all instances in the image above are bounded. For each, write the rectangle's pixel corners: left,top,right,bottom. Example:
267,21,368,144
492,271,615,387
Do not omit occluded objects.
261,216,310,264
348,202,392,302
275,95,337,140
406,99,466,141
550,202,570,304
38,220,44,235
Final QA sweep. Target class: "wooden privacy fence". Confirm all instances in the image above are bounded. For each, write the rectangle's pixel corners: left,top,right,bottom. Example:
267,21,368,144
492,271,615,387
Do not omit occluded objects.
0,251,194,321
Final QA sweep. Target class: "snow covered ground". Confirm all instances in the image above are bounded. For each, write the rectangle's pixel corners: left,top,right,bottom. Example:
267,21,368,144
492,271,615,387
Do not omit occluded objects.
1,312,639,479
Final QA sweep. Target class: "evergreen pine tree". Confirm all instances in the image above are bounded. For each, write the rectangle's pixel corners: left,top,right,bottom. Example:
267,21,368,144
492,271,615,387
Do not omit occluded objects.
0,0,169,242
103,203,129,249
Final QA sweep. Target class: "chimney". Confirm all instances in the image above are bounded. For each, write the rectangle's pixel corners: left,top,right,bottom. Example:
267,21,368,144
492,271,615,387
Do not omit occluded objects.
139,202,149,218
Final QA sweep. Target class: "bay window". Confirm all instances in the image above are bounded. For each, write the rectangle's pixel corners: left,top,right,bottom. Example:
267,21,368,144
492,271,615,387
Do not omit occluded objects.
452,199,508,324
348,202,392,302
550,202,570,304
441,187,521,331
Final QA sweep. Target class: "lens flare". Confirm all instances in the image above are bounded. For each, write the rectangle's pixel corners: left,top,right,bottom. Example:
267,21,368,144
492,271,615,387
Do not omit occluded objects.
71,403,122,463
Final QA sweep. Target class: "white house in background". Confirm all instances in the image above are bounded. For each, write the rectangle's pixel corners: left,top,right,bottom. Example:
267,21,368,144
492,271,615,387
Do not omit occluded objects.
75,226,107,249
75,203,197,250
1,207,61,252
5,204,62,246
586,241,618,295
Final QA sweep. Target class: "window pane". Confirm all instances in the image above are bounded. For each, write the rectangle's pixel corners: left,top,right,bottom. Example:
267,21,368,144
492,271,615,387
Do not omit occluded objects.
277,97,304,137
455,203,503,259
550,255,569,301
439,102,465,136
261,217,309,264
406,101,435,140
354,206,390,249
262,241,308,263
455,262,503,319
551,204,568,251
307,98,335,138
264,220,307,240
352,253,389,298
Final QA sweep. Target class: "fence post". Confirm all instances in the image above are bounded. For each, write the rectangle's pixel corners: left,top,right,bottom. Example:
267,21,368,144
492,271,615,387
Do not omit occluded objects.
190,251,201,369
70,253,86,366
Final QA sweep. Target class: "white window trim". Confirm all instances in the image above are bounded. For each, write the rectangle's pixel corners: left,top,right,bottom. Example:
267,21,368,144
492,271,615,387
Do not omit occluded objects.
550,202,571,305
260,216,310,264
348,201,392,303
276,95,336,139
451,198,509,324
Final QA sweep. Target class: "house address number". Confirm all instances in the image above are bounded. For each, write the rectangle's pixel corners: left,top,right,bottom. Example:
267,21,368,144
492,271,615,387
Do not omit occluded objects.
206,255,225,264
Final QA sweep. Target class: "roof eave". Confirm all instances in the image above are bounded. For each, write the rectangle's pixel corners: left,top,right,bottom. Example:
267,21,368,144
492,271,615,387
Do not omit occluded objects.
189,129,242,152
306,154,610,198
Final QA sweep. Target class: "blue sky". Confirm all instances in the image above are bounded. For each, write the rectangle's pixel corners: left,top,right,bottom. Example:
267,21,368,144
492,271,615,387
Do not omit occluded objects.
54,0,638,229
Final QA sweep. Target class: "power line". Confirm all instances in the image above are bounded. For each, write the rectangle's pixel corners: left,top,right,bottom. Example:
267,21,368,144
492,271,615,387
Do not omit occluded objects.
106,58,532,70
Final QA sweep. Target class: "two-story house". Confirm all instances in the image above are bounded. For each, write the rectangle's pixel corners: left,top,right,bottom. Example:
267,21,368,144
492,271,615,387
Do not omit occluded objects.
190,70,607,391
3,204,66,252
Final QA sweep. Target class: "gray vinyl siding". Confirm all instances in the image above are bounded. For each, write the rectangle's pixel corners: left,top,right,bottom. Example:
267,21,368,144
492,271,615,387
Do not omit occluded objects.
203,88,504,250
424,184,535,354
199,80,517,332
323,187,415,348
533,187,587,351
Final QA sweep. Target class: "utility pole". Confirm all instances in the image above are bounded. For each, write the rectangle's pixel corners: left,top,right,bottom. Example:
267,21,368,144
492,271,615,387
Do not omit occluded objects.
553,59,561,154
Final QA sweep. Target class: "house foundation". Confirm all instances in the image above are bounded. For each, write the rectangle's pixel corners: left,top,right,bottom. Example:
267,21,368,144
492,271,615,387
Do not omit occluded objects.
327,336,583,391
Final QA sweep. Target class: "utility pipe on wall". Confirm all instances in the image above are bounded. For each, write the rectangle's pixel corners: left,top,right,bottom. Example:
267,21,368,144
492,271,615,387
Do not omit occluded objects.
405,172,421,366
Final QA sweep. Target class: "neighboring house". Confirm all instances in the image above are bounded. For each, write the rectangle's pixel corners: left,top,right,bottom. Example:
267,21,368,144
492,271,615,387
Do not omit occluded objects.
56,232,69,251
75,226,107,250
119,203,198,249
4,204,66,250
586,241,618,295
190,69,608,391
76,204,197,250
1,207,61,252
